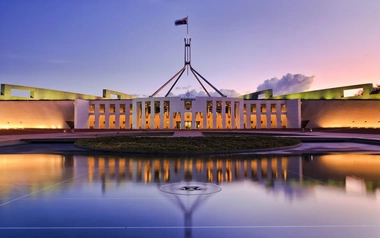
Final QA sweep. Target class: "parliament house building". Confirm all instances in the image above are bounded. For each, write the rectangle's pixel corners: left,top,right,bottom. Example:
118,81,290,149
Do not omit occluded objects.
1,82,379,130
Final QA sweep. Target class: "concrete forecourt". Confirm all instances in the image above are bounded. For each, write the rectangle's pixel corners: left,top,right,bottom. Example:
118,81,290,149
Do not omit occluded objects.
1,129,380,154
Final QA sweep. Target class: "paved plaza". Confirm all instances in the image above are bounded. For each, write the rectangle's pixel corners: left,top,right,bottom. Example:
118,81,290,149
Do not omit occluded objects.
1,129,380,153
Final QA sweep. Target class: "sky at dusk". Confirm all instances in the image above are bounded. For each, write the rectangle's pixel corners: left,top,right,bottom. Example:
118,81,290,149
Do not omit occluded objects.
1,0,379,97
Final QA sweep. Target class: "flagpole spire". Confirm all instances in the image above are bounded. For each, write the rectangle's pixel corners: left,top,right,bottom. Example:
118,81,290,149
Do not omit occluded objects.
186,16,189,75
149,17,226,98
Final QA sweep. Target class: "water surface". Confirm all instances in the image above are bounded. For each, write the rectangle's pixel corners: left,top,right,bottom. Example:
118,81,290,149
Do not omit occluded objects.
1,153,379,238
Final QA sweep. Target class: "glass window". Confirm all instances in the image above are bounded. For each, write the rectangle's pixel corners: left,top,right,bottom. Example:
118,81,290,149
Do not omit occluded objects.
89,104,95,113
281,104,286,112
100,104,105,113
216,101,222,113
271,104,276,112
184,100,192,110
110,104,115,113
261,104,266,113
120,104,125,113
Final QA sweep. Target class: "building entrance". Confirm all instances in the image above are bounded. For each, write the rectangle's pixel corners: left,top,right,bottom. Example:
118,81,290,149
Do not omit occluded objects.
184,121,192,129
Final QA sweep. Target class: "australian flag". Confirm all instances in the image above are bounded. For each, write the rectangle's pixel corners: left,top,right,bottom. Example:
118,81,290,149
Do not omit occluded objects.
175,17,187,26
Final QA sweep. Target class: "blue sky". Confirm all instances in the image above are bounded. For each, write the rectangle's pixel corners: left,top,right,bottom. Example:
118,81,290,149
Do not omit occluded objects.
1,0,379,97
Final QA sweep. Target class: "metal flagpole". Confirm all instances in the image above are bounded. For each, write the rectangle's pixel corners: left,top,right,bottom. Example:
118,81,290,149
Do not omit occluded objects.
150,16,225,98
186,16,189,75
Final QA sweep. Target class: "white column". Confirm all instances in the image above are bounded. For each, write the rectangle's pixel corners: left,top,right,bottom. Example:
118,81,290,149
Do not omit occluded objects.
132,101,140,129
125,103,130,129
230,101,235,129
266,102,271,129
276,102,281,128
246,103,251,129
104,104,110,129
115,103,120,129
239,101,244,128
141,101,146,129
235,102,240,128
95,103,100,129
221,100,226,129
74,99,89,129
150,100,155,129
256,103,261,129
132,102,136,129
212,100,217,129
180,112,184,129
192,111,196,129
160,100,164,129
286,99,301,128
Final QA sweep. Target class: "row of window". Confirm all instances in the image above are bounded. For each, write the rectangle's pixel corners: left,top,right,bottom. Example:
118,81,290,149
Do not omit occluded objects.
244,104,287,113
89,104,132,113
89,103,287,114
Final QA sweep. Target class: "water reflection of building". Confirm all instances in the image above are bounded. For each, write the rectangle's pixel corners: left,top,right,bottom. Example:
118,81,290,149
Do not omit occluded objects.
346,176,367,194
0,154,73,202
84,156,292,184
82,154,380,198
302,154,380,192
2,154,380,202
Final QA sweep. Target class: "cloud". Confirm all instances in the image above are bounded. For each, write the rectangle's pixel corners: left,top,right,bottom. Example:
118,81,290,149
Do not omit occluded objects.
189,89,207,96
175,88,240,97
211,89,240,97
178,89,206,97
256,73,314,95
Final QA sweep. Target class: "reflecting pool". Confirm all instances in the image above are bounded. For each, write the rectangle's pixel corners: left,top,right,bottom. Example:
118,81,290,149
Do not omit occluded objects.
1,153,380,238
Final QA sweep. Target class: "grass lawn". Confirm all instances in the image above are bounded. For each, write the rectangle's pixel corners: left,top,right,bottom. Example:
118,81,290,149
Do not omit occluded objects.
74,133,301,154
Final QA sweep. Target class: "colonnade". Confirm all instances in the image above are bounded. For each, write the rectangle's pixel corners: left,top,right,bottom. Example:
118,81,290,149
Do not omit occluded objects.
77,97,300,129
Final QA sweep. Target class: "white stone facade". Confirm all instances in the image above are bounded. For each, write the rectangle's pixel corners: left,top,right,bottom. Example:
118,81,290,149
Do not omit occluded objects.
74,97,301,129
